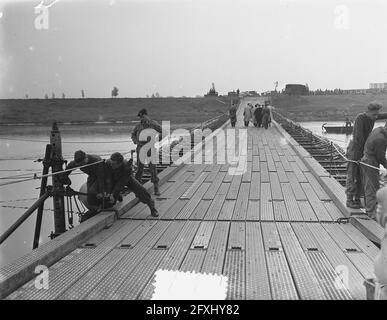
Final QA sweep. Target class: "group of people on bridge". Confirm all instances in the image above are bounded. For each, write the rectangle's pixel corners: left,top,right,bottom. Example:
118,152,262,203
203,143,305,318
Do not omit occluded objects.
60,108,161,221
242,102,271,129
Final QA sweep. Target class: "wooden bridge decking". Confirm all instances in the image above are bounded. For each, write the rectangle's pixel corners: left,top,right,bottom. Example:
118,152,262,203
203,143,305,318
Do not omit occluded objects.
2,99,380,300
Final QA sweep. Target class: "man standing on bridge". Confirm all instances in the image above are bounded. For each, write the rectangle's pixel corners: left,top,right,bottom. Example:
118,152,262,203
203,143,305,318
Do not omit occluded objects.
243,103,252,127
105,152,158,217
254,104,263,128
360,123,387,219
229,102,237,127
346,102,387,209
131,108,162,196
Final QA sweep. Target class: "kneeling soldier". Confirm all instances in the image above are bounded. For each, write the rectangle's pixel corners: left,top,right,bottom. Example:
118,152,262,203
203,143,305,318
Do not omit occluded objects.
105,152,159,217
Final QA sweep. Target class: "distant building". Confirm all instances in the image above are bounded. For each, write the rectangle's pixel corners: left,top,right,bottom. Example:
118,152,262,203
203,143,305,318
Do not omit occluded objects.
284,84,309,95
369,83,387,91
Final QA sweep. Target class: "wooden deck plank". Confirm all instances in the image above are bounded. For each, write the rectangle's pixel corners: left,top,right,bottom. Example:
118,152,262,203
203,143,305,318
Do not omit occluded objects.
227,222,246,250
266,155,276,172
338,224,380,261
252,156,260,171
261,222,282,251
201,222,230,275
290,223,321,251
269,172,283,200
226,174,242,200
260,183,274,221
162,199,189,220
245,223,271,299
190,199,212,220
304,172,331,201
301,183,332,222
218,200,236,220
273,201,288,221
306,223,367,300
191,221,216,249
306,251,352,300
232,183,249,220
124,221,172,249
266,251,299,300
276,222,326,299
57,250,127,300
280,156,293,172
180,172,208,199
137,221,201,299
249,172,261,200
260,162,269,182
246,200,260,221
290,162,308,183
179,250,206,272
204,164,222,182
323,201,344,220
242,161,252,182
176,183,211,220
223,251,245,300
112,249,166,300
286,172,307,201
204,183,229,220
275,161,289,183
297,201,318,222
154,221,186,249
119,220,159,248
202,171,226,200
281,183,304,222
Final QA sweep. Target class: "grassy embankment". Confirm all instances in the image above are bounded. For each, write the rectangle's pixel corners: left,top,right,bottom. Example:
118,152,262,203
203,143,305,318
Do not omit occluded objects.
0,97,236,135
272,94,387,122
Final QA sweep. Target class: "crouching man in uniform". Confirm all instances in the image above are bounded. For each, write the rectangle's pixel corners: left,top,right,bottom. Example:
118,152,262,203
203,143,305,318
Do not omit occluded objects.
62,150,112,222
105,152,159,217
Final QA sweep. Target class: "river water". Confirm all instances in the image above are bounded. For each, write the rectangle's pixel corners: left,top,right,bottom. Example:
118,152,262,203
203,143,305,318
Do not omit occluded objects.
0,120,385,268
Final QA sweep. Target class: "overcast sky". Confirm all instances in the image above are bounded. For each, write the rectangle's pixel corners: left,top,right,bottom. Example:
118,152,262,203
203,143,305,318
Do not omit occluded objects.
0,0,386,98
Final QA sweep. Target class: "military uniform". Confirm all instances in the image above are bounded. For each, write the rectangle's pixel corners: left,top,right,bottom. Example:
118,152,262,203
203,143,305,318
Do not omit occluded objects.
360,127,387,217
254,106,263,128
105,158,156,211
229,105,237,127
243,105,252,127
131,117,162,185
346,112,387,205
64,154,106,207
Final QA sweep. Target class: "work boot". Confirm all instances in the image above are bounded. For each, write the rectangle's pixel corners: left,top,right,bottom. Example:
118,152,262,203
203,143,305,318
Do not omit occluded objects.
154,182,160,196
150,206,159,217
346,199,360,209
354,199,363,208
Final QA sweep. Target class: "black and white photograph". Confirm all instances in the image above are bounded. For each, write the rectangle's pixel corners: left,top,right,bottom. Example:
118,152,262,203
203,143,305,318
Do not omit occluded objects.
0,0,386,305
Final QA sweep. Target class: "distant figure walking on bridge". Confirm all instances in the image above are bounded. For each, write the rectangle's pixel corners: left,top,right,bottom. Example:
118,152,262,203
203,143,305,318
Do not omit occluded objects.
243,103,253,127
346,103,387,209
105,152,158,217
262,106,271,129
229,103,237,127
254,104,263,128
360,123,387,219
131,108,162,196
62,150,110,220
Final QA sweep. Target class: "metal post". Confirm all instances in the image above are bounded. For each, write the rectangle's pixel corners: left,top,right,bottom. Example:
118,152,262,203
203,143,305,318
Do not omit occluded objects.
0,193,50,245
32,144,52,249
50,122,66,237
